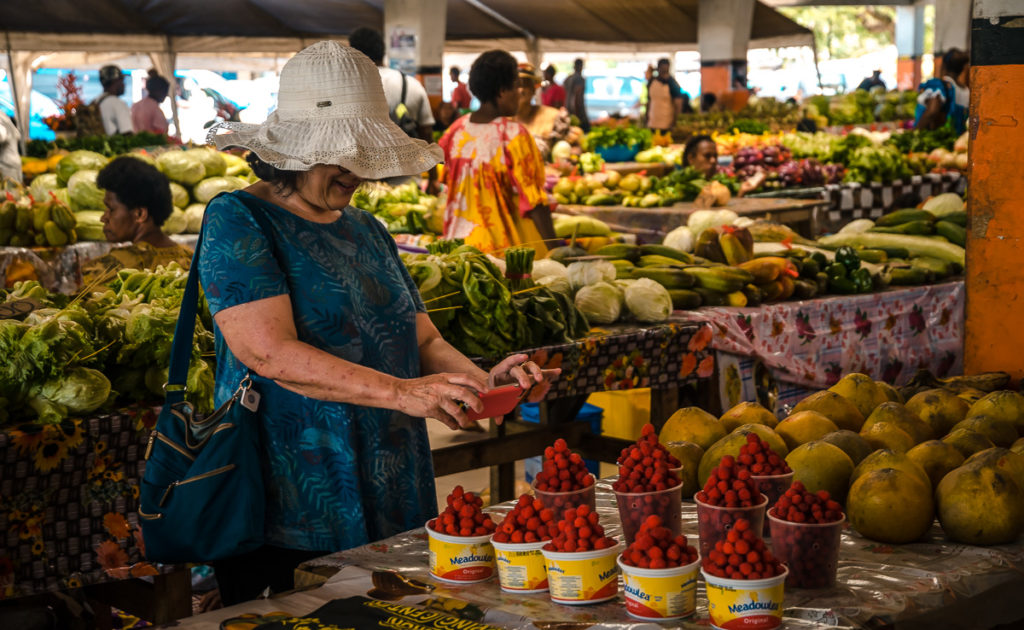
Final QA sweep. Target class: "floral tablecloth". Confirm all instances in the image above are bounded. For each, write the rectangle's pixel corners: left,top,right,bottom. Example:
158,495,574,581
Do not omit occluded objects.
697,281,964,412
0,406,162,598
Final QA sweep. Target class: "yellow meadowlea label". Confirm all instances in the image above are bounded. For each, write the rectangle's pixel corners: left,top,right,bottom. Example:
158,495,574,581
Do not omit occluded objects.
428,536,494,582
621,569,698,619
494,547,548,592
704,576,785,630
544,552,619,603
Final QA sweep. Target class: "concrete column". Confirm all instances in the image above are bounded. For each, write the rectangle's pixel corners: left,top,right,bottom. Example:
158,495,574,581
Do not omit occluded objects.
933,0,971,76
698,0,754,109
384,0,447,104
895,4,925,91
964,0,1024,379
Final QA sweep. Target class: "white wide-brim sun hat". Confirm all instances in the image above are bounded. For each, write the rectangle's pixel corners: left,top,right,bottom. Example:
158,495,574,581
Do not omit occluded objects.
206,40,443,181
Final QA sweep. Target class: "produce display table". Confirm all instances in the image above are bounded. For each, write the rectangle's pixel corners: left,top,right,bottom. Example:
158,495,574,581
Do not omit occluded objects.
821,172,966,232
601,161,673,177
695,281,964,414
562,197,826,240
444,319,716,502
0,406,191,621
0,234,199,293
167,478,1024,630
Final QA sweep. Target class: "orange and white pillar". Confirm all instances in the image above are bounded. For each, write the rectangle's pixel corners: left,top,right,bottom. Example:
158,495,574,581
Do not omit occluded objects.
933,0,971,77
384,0,447,108
895,4,925,91
698,0,754,110
964,0,1024,378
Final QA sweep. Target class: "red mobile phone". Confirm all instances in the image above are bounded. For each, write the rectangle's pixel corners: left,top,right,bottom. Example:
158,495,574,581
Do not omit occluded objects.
464,384,526,421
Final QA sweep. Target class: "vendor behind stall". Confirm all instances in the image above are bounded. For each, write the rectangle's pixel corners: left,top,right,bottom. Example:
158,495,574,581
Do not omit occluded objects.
683,135,764,196
80,156,192,286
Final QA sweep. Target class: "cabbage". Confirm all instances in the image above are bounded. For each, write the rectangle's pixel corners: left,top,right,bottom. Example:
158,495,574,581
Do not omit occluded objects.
537,274,571,295
29,173,60,200
56,150,109,186
184,203,206,233
567,260,616,291
193,176,248,204
574,281,622,324
687,208,737,238
162,208,188,234
839,218,875,234
663,226,694,252
551,140,572,162
67,169,106,211
186,148,227,178
37,367,111,414
624,278,672,323
532,258,568,281
169,182,189,208
922,193,965,218
125,151,156,167
222,152,251,177
156,151,206,186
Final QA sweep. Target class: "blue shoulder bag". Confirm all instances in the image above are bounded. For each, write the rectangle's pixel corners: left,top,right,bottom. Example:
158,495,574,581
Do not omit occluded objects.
138,225,266,563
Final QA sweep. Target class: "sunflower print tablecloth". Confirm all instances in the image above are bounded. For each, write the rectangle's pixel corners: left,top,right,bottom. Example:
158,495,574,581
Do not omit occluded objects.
0,406,163,598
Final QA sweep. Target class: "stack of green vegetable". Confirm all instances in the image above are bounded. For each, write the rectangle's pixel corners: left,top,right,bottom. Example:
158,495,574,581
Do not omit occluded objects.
550,167,738,208
582,126,652,154
25,132,169,159
0,263,215,426
351,181,443,235
403,242,590,358
0,191,79,247
156,148,253,234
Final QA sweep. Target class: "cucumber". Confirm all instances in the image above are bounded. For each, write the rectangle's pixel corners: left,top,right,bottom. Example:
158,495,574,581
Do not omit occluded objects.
943,211,967,227
855,248,888,264
869,220,934,235
935,220,966,246
818,232,964,266
875,209,935,227
667,289,702,310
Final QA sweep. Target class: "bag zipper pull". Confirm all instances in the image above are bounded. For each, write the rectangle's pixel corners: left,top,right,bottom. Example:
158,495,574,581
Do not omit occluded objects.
159,481,178,508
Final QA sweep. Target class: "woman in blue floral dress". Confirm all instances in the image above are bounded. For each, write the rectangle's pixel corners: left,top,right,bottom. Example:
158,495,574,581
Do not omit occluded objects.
201,41,558,605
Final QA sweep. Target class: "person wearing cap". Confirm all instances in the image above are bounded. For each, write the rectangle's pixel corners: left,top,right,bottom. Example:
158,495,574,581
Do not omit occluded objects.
439,51,558,256
203,41,559,605
514,63,570,160
856,69,886,92
131,70,170,135
96,65,133,135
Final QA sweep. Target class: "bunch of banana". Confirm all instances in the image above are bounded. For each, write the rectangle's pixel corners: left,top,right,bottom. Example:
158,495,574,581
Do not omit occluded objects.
0,196,78,247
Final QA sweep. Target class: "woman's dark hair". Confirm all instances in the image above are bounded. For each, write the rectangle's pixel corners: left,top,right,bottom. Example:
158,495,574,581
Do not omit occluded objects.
942,48,970,78
145,70,170,98
97,156,173,226
682,134,714,166
469,50,517,104
701,92,717,112
348,27,385,65
246,152,302,195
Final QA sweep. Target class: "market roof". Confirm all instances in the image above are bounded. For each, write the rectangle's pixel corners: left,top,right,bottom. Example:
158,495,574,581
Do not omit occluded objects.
2,0,812,53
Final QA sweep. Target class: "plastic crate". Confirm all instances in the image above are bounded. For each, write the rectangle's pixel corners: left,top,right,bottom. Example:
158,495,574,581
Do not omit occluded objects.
595,144,640,163
522,402,603,483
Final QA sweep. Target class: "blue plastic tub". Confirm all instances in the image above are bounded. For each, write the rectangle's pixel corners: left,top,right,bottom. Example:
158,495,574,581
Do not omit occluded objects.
521,402,603,482
594,144,640,163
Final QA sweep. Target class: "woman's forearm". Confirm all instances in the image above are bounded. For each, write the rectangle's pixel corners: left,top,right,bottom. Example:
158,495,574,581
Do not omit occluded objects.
420,334,488,381
245,337,402,408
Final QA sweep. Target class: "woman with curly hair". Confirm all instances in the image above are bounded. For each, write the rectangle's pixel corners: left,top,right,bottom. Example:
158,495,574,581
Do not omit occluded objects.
439,50,557,255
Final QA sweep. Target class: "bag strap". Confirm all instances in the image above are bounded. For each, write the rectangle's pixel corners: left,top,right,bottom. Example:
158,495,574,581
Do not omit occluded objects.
164,228,205,405
400,73,408,106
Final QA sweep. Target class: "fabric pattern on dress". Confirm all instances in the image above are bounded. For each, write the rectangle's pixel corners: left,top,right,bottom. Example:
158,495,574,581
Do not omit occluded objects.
439,115,552,254
198,190,435,552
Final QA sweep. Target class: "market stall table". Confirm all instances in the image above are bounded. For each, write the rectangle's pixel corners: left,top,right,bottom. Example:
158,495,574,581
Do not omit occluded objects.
162,478,1024,630
692,280,964,414
601,161,673,177
562,197,826,240
0,235,199,293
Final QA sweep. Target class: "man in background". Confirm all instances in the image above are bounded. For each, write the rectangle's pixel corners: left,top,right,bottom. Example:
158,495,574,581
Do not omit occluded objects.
97,65,133,135
540,65,565,109
645,58,683,134
450,66,471,111
349,27,438,193
563,58,589,132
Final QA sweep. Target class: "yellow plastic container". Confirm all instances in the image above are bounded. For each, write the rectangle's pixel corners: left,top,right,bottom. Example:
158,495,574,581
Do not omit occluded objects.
618,554,700,620
541,543,623,605
702,567,788,630
491,538,548,593
426,524,495,584
589,389,650,440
